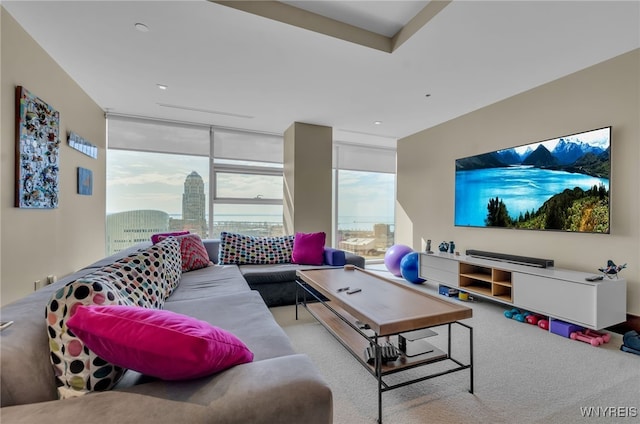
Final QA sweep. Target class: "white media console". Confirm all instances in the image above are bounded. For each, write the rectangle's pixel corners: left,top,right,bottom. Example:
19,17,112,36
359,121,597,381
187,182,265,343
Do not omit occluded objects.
419,252,627,330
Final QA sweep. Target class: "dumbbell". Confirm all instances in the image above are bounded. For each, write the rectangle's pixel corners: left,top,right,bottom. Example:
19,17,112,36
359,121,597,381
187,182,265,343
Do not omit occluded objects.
504,308,520,319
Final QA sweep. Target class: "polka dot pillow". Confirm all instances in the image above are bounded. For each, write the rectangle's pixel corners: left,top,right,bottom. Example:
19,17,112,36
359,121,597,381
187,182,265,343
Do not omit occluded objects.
218,232,295,265
46,278,132,399
45,239,181,399
94,237,182,304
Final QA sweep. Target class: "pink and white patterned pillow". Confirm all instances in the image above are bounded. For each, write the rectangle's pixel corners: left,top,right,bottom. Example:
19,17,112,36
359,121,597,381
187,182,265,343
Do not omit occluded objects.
218,232,295,265
157,233,212,272
46,278,132,399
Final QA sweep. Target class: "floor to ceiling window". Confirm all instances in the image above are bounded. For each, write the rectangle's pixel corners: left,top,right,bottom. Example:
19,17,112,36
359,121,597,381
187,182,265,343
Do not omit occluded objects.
333,142,396,261
106,115,396,261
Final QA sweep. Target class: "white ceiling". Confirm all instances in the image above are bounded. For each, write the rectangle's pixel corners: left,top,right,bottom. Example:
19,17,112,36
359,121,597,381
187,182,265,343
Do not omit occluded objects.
3,1,639,148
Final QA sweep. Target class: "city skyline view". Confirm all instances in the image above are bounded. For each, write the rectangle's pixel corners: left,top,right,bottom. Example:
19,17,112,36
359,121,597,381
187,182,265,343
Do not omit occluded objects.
106,149,395,230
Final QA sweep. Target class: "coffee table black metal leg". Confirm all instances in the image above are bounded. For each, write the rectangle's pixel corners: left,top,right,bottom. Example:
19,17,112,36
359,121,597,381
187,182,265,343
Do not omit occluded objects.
375,337,383,424
469,326,474,393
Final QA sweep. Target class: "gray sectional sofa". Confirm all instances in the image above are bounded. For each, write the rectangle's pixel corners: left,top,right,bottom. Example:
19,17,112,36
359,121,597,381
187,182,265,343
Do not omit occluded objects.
0,237,363,423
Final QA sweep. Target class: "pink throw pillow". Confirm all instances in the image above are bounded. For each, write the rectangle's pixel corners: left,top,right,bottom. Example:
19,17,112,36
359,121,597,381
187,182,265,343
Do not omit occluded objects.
157,233,212,272
291,232,326,266
151,231,190,244
66,305,254,381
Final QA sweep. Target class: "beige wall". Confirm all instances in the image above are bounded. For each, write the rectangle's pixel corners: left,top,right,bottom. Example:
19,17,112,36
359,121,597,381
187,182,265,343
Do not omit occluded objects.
1,9,107,306
397,49,640,315
283,122,333,238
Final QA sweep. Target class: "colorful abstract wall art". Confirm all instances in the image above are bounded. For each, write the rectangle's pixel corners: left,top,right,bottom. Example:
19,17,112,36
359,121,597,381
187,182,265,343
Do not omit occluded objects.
77,167,93,196
15,86,60,208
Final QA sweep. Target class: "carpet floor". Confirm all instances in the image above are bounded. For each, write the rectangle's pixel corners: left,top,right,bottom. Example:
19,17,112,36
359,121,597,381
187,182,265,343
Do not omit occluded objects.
270,272,639,424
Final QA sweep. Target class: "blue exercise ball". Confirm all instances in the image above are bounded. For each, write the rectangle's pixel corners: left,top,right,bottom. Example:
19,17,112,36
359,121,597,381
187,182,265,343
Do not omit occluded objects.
400,252,425,284
384,244,413,277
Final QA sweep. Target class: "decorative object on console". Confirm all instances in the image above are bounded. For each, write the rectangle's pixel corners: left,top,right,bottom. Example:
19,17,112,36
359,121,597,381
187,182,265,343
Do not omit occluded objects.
400,252,425,284
438,241,449,252
15,86,60,209
66,305,254,380
449,241,455,254
384,244,413,277
425,239,432,254
598,259,627,279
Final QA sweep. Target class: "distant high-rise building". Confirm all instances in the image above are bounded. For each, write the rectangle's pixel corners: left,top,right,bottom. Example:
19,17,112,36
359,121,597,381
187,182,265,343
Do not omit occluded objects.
106,210,170,255
169,171,207,237
183,171,205,222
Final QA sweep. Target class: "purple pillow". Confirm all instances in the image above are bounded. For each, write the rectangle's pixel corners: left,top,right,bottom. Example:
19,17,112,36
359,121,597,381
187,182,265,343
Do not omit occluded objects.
66,305,254,381
324,247,346,266
291,232,326,265
151,231,189,244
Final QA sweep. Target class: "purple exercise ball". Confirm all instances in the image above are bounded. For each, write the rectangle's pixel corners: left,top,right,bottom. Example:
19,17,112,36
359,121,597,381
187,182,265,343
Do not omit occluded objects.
384,244,413,277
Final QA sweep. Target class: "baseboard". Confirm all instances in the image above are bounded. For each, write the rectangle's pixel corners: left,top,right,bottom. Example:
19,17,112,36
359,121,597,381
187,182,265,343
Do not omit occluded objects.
606,313,640,334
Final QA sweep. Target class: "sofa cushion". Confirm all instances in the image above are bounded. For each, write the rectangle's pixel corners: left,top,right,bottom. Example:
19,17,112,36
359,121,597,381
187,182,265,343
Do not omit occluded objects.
291,232,326,266
164,291,297,361
165,264,250,303
323,248,347,266
150,230,190,244
46,279,131,399
91,239,180,308
218,232,295,265
158,233,212,272
67,305,254,380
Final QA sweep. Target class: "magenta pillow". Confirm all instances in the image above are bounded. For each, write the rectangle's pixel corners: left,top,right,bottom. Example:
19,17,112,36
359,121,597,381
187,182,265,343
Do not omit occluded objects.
291,232,326,265
157,233,212,272
151,231,189,244
66,305,254,381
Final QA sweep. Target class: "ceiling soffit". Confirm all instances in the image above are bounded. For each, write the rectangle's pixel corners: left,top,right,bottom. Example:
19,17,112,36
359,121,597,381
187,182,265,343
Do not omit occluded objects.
212,0,452,53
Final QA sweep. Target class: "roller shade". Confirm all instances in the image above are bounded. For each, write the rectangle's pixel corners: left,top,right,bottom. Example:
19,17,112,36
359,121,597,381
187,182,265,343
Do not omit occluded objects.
107,115,210,156
333,142,396,173
213,129,283,164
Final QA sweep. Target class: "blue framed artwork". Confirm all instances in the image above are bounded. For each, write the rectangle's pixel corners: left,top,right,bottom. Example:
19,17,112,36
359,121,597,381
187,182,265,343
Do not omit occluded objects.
77,167,93,196
15,86,60,208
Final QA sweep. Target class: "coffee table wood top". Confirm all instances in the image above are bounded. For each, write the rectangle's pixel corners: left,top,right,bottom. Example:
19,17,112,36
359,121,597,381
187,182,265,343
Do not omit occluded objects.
296,267,472,336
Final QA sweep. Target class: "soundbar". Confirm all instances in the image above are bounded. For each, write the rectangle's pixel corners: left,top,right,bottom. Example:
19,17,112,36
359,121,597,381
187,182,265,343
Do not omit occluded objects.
465,249,554,268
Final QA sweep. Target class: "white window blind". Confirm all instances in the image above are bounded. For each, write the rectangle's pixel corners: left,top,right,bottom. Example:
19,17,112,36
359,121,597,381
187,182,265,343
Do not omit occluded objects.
213,129,283,164
107,115,210,156
333,142,396,173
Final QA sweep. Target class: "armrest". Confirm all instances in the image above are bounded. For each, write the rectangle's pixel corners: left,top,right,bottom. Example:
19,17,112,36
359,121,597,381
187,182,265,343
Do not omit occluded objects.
345,252,366,268
0,355,332,424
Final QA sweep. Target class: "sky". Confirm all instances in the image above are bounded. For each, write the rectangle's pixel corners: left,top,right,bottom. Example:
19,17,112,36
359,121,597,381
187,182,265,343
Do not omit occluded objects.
106,150,395,223
512,126,610,155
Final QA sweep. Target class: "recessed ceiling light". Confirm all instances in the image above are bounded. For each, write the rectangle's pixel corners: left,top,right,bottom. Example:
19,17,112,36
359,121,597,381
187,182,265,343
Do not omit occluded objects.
157,84,168,90
134,23,149,32
374,121,382,125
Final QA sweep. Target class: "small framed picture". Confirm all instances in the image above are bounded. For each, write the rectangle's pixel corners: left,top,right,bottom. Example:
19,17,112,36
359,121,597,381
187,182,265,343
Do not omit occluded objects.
77,167,93,196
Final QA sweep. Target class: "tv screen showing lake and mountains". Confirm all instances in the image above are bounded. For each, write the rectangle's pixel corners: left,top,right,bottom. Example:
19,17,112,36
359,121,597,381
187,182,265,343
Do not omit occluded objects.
455,127,611,233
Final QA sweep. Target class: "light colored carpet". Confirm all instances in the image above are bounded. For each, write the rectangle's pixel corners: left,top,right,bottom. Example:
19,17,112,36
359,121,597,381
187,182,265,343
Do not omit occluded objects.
270,270,639,424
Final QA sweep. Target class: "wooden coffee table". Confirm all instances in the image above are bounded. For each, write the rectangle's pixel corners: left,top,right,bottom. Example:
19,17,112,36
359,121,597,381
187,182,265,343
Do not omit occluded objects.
296,266,473,424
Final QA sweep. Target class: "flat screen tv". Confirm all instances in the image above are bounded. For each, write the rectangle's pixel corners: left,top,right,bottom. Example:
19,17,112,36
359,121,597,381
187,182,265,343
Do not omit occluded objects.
455,126,611,233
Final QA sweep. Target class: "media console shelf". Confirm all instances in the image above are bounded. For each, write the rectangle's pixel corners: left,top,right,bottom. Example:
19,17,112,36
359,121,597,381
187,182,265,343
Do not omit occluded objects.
458,263,513,302
419,252,627,330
